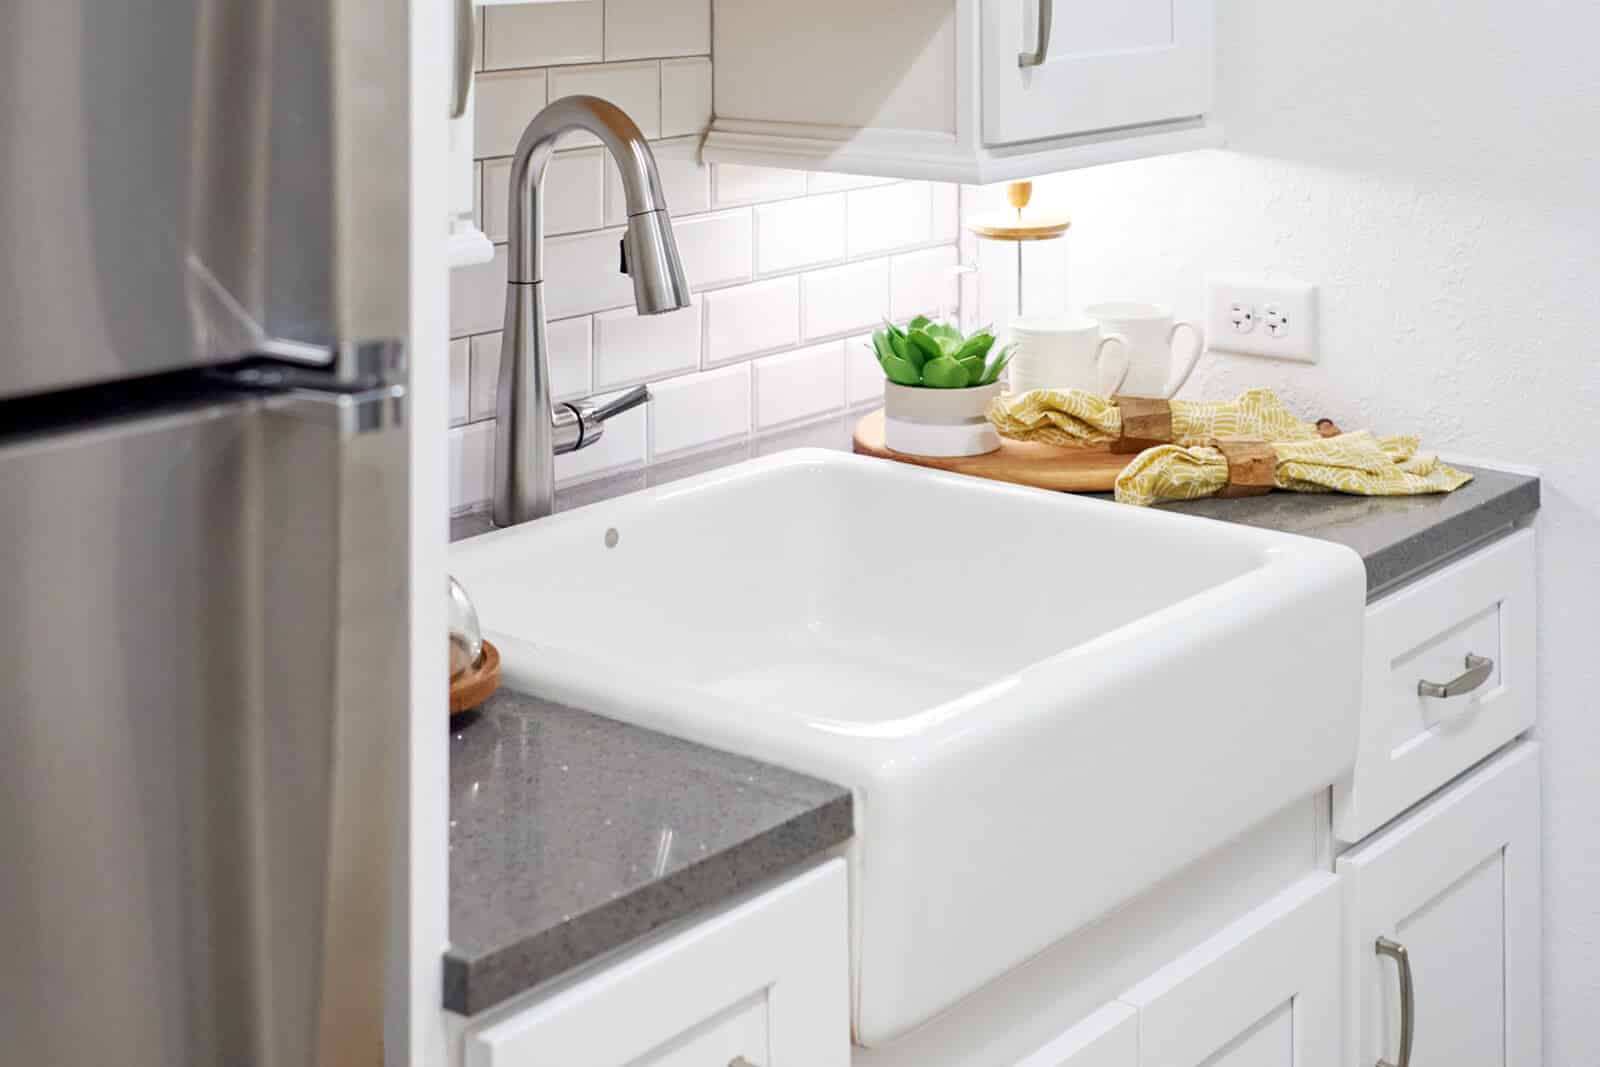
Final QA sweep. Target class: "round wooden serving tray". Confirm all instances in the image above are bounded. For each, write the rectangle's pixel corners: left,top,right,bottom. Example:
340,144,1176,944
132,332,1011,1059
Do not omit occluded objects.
450,639,501,716
853,409,1133,493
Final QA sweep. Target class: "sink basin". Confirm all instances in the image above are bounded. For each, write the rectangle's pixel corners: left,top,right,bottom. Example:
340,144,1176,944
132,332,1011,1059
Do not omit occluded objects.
450,449,1366,1045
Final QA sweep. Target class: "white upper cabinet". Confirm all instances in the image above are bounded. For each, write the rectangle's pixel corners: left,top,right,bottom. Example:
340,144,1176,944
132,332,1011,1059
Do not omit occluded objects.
981,0,1213,145
705,0,1220,183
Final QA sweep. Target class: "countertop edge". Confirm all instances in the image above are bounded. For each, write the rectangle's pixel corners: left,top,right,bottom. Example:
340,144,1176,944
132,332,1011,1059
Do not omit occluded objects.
1364,472,1541,597
444,790,853,1015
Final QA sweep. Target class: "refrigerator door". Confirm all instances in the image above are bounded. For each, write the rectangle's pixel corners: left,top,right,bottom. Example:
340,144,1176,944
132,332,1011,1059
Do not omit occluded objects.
0,382,407,1066
0,0,407,399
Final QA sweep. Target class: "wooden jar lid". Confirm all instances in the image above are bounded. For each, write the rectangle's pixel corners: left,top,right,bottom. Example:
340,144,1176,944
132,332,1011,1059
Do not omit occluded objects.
966,181,1071,242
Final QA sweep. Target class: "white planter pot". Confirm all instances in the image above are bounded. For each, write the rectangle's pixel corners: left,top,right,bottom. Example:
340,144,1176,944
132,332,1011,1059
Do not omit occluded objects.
883,380,1003,457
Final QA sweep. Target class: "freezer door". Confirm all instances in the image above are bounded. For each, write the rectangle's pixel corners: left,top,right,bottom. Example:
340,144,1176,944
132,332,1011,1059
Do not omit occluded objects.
0,384,408,1066
0,0,407,399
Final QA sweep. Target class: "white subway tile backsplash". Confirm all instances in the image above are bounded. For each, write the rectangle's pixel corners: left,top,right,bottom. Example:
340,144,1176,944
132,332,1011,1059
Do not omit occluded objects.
543,227,634,317
801,258,890,340
450,245,507,338
753,342,846,430
890,245,959,323
594,298,702,388
845,333,884,407
714,164,809,207
483,1,603,70
554,398,646,484
704,277,800,365
470,321,592,424
605,0,710,61
755,193,846,275
674,210,754,290
847,181,933,258
603,136,709,226
483,148,605,242
450,422,495,513
649,364,751,458
659,58,712,138
450,338,471,426
548,62,660,149
932,182,960,244
807,172,899,194
474,69,548,158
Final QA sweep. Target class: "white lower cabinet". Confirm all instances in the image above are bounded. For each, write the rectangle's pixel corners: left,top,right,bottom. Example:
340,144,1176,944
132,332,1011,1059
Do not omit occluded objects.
1120,875,1342,1067
1337,742,1541,1067
464,860,850,1067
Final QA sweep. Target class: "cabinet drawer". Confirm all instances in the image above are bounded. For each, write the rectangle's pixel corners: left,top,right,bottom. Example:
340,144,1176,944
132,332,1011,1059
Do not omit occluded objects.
465,861,849,1067
1334,529,1536,842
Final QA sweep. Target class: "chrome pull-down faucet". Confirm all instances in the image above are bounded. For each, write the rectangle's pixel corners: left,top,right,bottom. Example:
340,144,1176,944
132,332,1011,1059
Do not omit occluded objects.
492,96,691,528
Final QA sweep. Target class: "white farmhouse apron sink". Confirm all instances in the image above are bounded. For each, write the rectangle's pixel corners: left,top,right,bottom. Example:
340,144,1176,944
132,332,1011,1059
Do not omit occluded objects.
449,449,1366,1046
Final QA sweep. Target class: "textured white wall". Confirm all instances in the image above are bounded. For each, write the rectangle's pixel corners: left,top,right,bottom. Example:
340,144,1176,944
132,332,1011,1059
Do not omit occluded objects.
987,1,1598,1055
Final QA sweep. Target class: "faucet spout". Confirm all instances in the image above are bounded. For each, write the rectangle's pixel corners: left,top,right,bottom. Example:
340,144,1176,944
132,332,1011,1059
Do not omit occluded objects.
492,96,691,528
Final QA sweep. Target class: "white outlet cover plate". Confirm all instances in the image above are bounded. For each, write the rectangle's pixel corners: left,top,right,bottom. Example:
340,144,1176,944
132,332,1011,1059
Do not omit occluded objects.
1207,276,1319,363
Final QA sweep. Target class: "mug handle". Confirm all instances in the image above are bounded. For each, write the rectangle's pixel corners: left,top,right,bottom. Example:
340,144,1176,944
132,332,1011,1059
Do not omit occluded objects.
1165,321,1207,397
1095,334,1131,396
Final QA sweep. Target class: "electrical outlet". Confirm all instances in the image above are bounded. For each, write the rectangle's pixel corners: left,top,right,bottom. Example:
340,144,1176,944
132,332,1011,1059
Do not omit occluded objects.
1207,277,1318,362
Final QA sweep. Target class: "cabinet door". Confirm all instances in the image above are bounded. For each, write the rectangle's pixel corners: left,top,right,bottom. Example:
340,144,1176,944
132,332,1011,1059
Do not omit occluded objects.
465,861,850,1067
1014,1003,1140,1067
1337,743,1541,1067
981,0,1213,146
1120,875,1341,1067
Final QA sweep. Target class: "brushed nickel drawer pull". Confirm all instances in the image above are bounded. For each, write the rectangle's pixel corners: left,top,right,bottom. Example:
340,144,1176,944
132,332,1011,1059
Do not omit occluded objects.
1375,937,1415,1067
1019,0,1054,68
1417,653,1494,699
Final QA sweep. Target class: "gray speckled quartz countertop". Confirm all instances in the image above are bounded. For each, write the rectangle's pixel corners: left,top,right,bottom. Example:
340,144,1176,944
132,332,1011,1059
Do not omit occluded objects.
446,691,852,1016
1158,465,1539,598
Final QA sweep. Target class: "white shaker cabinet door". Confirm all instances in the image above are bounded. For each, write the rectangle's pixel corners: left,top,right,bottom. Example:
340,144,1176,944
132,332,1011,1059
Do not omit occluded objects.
1337,742,1541,1067
981,0,1214,146
465,861,850,1067
1119,874,1342,1067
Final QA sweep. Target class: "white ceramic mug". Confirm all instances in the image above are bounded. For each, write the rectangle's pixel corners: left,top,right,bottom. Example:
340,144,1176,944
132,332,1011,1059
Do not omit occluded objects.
1083,302,1206,398
1010,317,1130,396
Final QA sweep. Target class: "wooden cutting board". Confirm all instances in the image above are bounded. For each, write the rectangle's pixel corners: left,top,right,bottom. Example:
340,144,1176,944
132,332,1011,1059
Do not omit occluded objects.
852,409,1133,492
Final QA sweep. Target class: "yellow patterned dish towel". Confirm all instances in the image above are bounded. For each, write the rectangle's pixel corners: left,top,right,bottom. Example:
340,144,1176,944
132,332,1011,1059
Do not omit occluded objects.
1114,431,1474,506
987,387,1325,448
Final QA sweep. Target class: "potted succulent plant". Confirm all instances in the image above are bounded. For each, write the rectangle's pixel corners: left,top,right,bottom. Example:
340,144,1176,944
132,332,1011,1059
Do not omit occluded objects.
873,317,1013,457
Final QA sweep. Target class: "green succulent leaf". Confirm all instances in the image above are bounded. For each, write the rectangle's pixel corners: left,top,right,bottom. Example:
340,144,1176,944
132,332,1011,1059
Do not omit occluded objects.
978,344,1014,386
920,356,971,388
880,352,923,386
908,315,932,332
871,329,896,363
957,354,986,384
908,329,944,365
955,332,995,362
888,330,924,371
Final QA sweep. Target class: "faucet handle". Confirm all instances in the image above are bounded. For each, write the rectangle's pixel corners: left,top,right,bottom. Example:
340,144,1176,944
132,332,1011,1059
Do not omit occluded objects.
588,384,651,423
554,385,653,456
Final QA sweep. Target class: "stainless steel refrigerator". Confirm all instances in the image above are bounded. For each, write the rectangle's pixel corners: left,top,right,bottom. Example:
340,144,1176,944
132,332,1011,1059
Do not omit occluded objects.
1,1,410,1064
